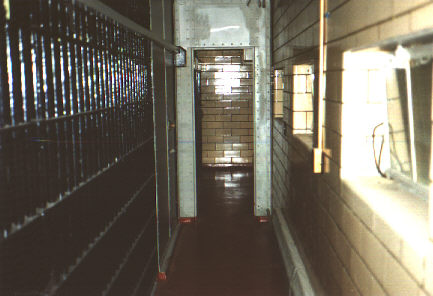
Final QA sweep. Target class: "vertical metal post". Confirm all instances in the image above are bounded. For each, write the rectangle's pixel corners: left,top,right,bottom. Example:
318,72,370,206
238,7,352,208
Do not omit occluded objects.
314,0,325,174
0,0,11,230
405,64,417,183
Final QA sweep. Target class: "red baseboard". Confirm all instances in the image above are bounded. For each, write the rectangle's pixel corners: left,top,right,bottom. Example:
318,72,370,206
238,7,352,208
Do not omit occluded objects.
258,216,269,223
158,272,167,281
179,217,196,224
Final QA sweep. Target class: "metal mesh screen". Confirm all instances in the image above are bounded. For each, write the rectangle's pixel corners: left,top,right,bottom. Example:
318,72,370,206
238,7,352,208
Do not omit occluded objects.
0,0,157,294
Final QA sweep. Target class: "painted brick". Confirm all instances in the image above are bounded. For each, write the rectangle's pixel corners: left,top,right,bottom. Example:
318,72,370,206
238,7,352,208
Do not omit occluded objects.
215,101,232,108
224,122,241,129
372,214,402,259
393,0,431,15
224,150,241,157
350,250,375,296
224,93,241,100
232,157,252,163
202,115,216,121
216,143,232,151
215,157,231,164
239,107,252,115
204,122,224,129
201,101,216,107
232,129,249,136
339,267,360,296
400,240,426,285
202,128,216,136
383,252,419,296
241,150,254,157
232,115,249,122
379,14,411,41
329,216,351,269
202,143,215,151
240,136,254,143
424,250,433,294
232,101,249,108
224,107,241,115
359,226,387,283
240,122,252,128
341,205,363,253
410,3,433,32
215,115,231,121
215,129,232,136
202,158,214,164
206,136,223,143
233,143,249,150
201,94,224,100
202,108,224,115
207,151,224,158
224,136,240,143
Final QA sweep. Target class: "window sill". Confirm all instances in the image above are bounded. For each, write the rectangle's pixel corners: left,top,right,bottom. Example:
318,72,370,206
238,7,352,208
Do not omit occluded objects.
293,133,313,150
341,176,431,256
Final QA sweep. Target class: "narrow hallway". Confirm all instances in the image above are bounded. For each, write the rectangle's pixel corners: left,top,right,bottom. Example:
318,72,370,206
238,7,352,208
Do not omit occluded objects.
2,0,433,295
156,168,289,296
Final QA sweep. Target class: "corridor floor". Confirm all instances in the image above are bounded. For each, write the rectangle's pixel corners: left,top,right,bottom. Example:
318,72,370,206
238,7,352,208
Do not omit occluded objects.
155,168,290,296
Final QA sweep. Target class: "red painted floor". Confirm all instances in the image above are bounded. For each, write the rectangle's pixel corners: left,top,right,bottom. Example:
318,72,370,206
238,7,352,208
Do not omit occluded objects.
155,168,290,296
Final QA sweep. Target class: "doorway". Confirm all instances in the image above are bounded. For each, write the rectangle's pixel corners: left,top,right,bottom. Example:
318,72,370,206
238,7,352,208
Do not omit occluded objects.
194,49,254,168
193,48,255,217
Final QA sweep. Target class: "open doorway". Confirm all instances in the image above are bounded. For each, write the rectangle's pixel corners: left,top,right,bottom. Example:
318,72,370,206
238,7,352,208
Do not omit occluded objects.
193,48,255,215
194,49,254,167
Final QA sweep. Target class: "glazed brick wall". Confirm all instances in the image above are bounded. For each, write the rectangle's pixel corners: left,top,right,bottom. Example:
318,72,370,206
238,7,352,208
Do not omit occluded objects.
272,0,433,295
198,50,254,166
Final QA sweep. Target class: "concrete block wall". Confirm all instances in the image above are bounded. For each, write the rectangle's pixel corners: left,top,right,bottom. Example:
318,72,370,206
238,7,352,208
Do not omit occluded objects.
197,50,254,166
272,0,433,295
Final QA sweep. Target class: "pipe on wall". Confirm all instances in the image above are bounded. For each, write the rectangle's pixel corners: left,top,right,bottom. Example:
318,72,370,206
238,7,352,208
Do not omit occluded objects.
314,0,326,174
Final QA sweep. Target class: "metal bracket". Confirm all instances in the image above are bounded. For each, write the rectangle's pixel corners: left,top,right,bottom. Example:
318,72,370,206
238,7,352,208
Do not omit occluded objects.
175,46,187,67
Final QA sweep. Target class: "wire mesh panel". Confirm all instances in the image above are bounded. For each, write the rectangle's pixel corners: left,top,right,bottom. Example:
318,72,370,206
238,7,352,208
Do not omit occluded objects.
0,0,157,295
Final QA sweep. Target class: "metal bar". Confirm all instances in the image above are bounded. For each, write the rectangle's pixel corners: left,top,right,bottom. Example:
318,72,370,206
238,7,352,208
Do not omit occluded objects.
314,0,325,173
33,0,49,211
1,137,154,241
0,104,138,133
52,0,68,196
104,15,114,163
42,0,59,202
1,3,157,292
60,0,74,193
102,212,156,296
405,63,417,182
0,0,11,230
76,0,178,52
131,247,157,296
48,173,155,295
68,1,80,188
9,1,24,125
87,7,98,175
0,1,11,127
94,11,104,168
21,0,38,216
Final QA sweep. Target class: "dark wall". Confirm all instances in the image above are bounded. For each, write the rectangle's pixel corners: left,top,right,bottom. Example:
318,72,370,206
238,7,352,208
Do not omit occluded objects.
101,0,150,29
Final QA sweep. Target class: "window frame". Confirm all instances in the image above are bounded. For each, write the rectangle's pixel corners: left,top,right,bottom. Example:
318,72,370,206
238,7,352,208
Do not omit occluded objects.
290,63,315,135
272,68,285,119
385,44,433,201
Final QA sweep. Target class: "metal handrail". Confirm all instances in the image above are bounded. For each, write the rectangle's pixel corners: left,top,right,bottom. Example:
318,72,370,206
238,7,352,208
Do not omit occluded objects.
76,0,178,53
